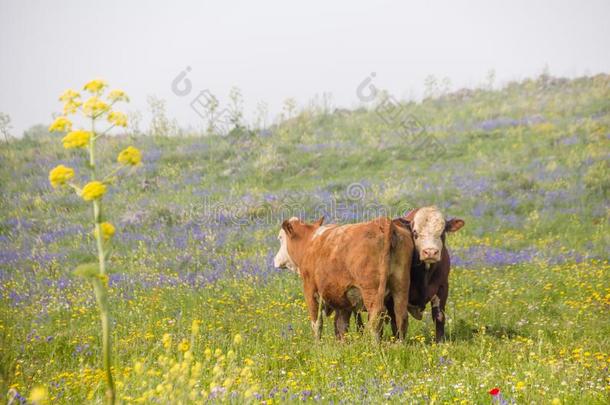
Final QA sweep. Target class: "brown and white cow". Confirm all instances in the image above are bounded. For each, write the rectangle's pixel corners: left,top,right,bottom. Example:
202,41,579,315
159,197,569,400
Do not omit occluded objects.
398,206,464,342
274,216,413,340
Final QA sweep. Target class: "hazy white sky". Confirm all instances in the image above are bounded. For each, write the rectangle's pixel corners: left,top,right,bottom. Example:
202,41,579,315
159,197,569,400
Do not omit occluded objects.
1,0,609,135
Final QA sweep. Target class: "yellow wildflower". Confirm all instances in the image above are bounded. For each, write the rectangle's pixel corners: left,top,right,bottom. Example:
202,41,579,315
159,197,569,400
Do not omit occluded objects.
178,339,190,352
82,96,109,117
191,320,201,335
28,386,48,404
233,334,242,345
81,181,106,201
515,381,526,391
162,333,172,349
108,111,128,127
83,78,107,93
63,99,82,115
48,165,75,188
223,378,234,389
94,222,115,241
134,361,143,375
62,130,91,149
551,399,561,405
48,116,72,132
59,90,82,114
108,89,129,102
59,89,80,102
117,146,142,166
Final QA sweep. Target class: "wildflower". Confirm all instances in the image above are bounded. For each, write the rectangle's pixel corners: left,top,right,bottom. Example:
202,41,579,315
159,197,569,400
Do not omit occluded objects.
94,222,115,241
28,386,48,404
48,165,75,188
82,96,109,117
489,388,500,396
515,381,526,391
59,89,80,102
117,146,142,166
184,350,193,362
233,333,243,345
108,111,127,127
134,361,143,375
551,399,561,405
48,116,72,132
178,339,189,352
63,99,82,115
108,89,129,102
81,181,106,201
162,334,172,349
83,78,107,93
191,320,201,335
204,348,212,359
62,130,91,149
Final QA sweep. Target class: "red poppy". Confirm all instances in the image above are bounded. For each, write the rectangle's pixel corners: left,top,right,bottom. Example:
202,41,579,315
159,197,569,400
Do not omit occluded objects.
489,387,500,396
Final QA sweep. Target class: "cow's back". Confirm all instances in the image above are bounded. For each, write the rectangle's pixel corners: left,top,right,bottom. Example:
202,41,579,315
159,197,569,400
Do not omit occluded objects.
303,218,392,308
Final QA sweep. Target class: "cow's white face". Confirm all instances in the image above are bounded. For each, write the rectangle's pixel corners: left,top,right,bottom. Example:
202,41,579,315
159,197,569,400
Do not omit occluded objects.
273,229,298,273
412,206,446,263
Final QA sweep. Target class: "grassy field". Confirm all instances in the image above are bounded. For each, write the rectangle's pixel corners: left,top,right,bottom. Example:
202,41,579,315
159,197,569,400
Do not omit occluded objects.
1,74,609,403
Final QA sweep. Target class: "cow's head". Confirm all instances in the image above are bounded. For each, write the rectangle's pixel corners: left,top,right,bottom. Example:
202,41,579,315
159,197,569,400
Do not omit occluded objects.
407,206,464,264
273,216,324,272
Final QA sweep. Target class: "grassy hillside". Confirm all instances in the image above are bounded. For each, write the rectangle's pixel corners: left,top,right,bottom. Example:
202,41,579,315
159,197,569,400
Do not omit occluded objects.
1,74,609,403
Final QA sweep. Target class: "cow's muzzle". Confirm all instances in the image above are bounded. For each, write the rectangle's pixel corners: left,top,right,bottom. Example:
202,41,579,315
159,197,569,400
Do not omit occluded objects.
421,247,441,263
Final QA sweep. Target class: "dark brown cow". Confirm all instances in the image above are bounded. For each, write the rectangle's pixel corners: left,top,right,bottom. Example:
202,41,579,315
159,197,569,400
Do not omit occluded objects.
398,206,464,342
274,217,413,340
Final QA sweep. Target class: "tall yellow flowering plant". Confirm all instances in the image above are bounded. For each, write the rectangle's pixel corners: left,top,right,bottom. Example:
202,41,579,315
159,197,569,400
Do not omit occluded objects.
48,79,141,404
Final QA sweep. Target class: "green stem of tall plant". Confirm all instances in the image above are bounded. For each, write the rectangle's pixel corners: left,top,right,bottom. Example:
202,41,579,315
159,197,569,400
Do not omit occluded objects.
89,117,116,405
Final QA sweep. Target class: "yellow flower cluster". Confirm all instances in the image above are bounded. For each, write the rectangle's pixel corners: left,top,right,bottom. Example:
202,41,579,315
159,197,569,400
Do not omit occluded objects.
191,320,202,335
48,165,75,188
108,111,128,127
83,79,107,93
81,181,106,201
94,222,115,241
28,386,48,404
48,116,72,132
59,89,82,115
59,89,80,102
82,97,109,117
117,146,142,166
108,89,129,102
62,130,92,149
119,330,259,403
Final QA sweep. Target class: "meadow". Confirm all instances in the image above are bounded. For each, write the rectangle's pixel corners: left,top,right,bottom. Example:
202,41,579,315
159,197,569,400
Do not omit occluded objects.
1,73,609,404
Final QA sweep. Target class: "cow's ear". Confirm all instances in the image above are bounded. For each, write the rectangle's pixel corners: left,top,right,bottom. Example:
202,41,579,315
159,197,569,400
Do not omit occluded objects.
397,217,412,230
445,218,465,233
282,220,294,237
314,216,324,226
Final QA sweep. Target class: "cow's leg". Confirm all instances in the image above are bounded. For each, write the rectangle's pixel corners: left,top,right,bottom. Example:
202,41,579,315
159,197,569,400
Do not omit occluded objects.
303,281,323,340
334,308,351,340
432,284,448,342
389,277,409,341
362,290,385,339
386,297,398,337
408,266,425,320
354,312,364,332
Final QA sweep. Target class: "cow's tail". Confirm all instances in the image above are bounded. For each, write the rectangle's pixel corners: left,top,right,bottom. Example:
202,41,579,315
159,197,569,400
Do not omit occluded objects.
378,217,393,298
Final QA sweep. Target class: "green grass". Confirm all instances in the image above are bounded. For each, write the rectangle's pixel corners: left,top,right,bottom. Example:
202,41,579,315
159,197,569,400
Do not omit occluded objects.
1,73,609,403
